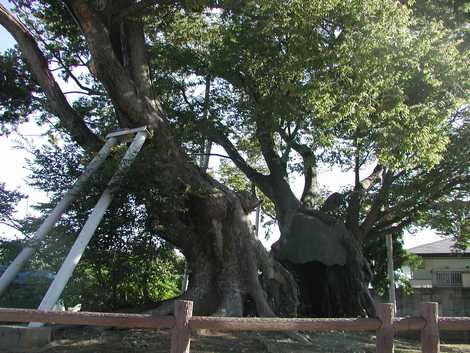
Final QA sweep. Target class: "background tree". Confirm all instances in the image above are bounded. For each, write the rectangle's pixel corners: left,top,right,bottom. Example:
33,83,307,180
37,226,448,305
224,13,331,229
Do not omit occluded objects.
0,139,184,311
0,0,468,317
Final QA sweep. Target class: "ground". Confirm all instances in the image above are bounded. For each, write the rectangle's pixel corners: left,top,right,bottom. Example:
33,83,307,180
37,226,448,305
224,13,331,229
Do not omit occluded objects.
5,326,470,353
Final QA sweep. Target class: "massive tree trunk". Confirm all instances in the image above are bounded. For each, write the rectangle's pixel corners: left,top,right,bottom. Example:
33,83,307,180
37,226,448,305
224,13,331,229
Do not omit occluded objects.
126,144,300,317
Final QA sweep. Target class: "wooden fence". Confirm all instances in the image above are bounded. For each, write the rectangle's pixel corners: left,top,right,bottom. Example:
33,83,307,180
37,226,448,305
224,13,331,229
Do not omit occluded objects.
0,301,469,353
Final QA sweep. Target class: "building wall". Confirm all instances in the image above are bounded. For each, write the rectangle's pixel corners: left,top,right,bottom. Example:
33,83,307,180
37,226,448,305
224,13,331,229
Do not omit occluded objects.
463,273,470,287
412,256,470,281
398,287,470,316
392,288,470,342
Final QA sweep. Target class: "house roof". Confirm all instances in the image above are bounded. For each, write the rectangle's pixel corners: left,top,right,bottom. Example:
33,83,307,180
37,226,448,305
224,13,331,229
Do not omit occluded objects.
407,239,470,255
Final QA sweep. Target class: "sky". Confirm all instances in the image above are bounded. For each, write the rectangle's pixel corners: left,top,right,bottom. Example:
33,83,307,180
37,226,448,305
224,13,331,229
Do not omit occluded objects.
0,6,14,51
0,3,442,249
1,3,49,229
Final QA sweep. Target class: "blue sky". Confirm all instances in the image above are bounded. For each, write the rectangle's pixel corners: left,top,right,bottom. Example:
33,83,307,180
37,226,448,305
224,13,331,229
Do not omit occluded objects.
0,27,14,52
0,1,15,52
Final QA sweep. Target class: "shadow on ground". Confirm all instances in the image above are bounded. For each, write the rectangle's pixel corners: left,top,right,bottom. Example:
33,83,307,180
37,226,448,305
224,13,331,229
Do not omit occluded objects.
4,326,470,353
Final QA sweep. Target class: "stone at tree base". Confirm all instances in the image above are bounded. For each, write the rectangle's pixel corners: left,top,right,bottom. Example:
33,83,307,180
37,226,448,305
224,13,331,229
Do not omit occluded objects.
0,325,51,351
273,211,375,317
276,213,347,266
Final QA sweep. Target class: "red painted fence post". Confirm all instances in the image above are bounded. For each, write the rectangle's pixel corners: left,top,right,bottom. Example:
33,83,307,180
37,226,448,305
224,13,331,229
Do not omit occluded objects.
376,303,394,353
420,302,439,353
171,300,193,353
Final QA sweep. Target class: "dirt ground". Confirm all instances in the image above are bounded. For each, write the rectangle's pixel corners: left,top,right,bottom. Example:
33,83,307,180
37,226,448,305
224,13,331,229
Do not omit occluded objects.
6,326,470,353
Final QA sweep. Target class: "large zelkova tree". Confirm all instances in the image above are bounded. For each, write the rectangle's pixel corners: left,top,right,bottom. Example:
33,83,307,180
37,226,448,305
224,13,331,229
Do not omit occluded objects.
0,0,468,317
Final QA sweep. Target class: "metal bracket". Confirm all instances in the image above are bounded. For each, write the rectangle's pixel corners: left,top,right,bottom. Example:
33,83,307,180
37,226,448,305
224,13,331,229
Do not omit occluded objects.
105,126,152,142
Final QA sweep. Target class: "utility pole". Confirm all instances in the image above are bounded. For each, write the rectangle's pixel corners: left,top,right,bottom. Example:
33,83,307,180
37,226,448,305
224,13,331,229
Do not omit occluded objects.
386,233,396,313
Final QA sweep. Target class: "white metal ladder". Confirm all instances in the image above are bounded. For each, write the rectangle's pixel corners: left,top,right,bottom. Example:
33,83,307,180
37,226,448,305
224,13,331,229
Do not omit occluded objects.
0,127,151,325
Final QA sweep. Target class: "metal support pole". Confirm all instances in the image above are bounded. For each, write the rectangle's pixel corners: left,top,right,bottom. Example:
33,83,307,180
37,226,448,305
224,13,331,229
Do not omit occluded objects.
30,130,149,326
0,137,118,296
386,233,396,313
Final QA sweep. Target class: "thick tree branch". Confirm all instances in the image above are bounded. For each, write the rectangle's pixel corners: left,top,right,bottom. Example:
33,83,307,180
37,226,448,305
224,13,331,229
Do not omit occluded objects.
279,129,319,206
346,164,384,237
370,218,413,239
360,170,394,234
114,0,161,23
360,165,385,191
198,121,274,199
254,119,300,219
124,19,153,98
0,4,102,152
192,51,300,214
66,1,152,128
370,173,466,239
256,118,285,178
320,192,344,213
379,174,464,227
345,146,362,233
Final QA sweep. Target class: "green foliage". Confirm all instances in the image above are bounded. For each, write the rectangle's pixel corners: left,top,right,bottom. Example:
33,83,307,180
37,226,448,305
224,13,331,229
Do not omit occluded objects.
315,6,466,170
149,0,468,174
0,237,53,308
0,238,23,267
364,232,420,296
146,0,469,282
0,274,52,309
0,182,23,223
410,0,470,50
411,113,470,251
0,49,42,135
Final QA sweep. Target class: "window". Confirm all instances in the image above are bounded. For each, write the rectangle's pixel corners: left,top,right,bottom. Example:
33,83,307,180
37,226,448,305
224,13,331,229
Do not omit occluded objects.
433,271,462,287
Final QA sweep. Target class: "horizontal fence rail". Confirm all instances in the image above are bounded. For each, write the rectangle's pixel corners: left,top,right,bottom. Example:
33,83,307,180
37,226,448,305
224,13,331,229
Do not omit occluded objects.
189,316,382,331
0,307,175,329
438,317,470,331
0,301,470,353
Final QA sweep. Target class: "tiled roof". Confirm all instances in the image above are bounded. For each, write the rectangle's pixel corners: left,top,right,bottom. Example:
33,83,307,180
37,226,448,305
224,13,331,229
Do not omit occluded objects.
407,239,470,255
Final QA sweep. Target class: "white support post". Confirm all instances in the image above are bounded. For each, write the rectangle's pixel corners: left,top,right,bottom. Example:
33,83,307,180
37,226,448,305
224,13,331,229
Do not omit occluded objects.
0,137,118,296
30,130,149,326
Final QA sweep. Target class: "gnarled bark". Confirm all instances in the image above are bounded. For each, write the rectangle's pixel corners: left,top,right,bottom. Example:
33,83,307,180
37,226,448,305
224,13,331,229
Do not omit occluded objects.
141,183,299,317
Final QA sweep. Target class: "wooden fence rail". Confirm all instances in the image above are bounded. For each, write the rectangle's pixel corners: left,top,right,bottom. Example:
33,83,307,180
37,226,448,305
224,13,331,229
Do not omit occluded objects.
0,301,469,353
